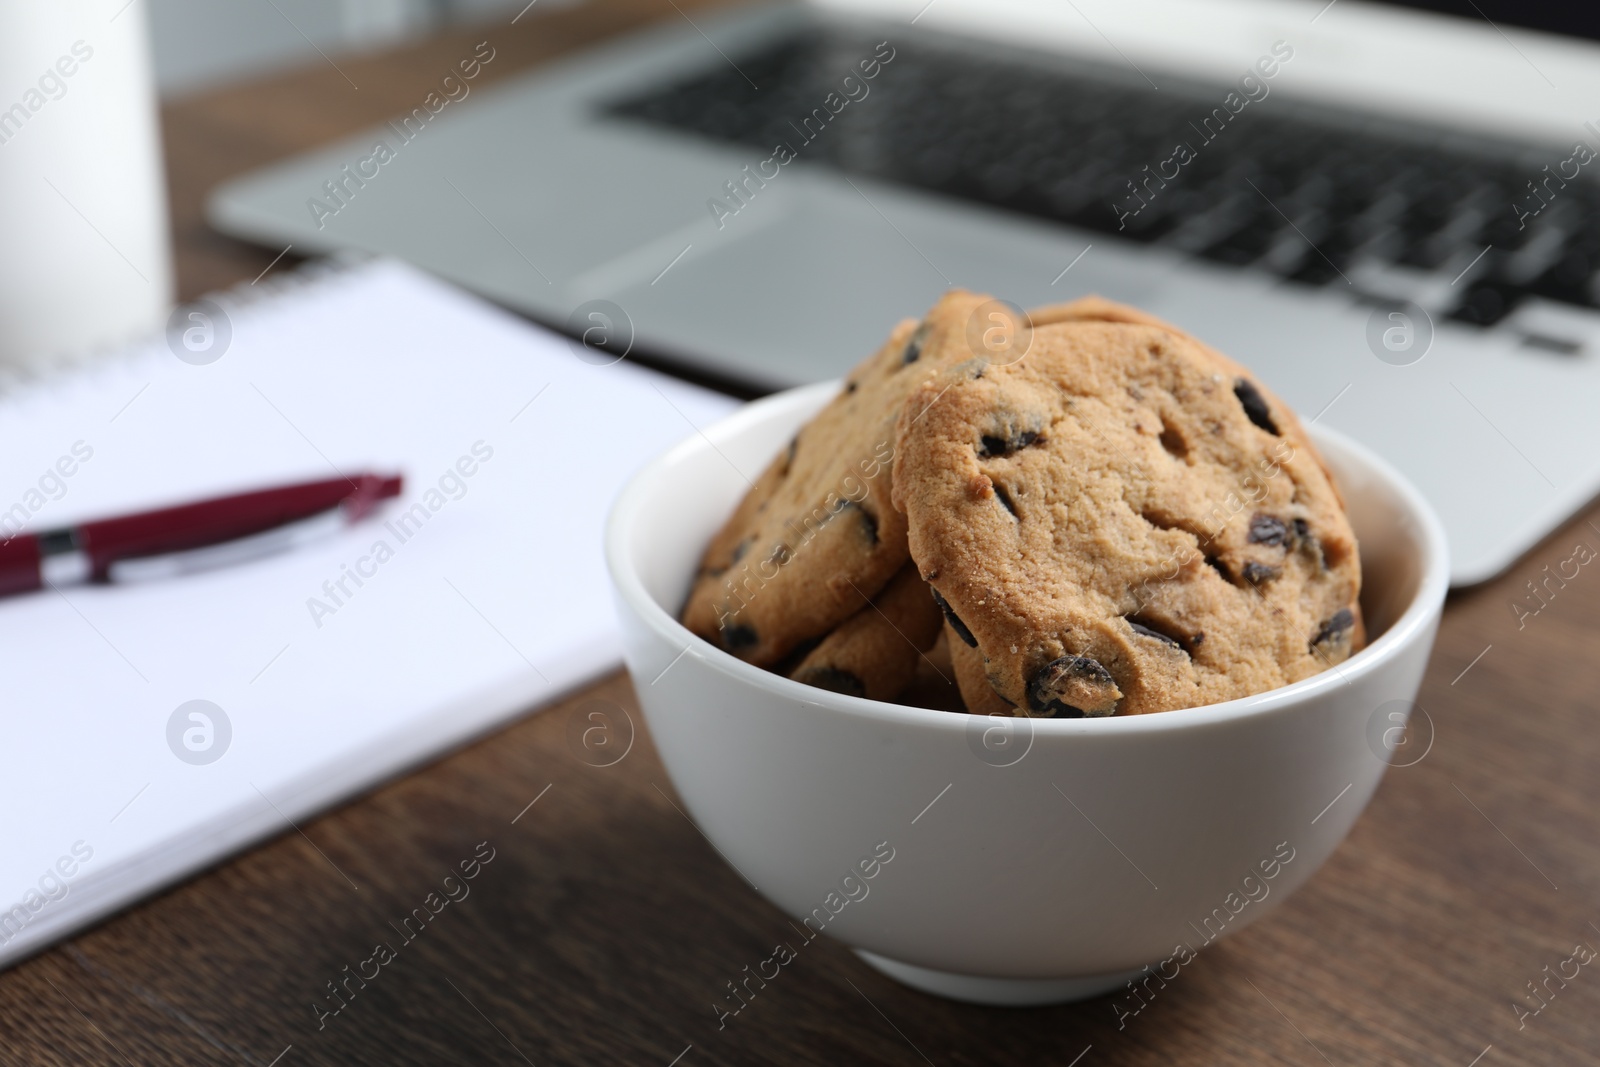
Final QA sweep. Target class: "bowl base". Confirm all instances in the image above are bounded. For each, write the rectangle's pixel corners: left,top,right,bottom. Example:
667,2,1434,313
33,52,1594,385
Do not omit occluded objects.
854,950,1143,1007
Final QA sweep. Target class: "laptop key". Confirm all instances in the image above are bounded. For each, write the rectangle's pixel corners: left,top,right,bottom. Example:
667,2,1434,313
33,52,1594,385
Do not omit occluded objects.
1527,236,1600,308
1452,279,1523,326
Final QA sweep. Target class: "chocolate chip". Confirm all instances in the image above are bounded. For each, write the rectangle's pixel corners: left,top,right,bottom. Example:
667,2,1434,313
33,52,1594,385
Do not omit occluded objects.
1030,696,1084,718
720,622,759,653
978,430,1040,458
1242,562,1280,585
729,538,752,564
851,502,879,545
1248,514,1290,546
1127,619,1182,649
794,666,866,698
931,588,977,647
1293,518,1325,568
1311,608,1355,649
845,381,858,394
1027,655,1119,718
1127,615,1201,653
902,322,931,365
1233,378,1280,435
994,483,1019,518
768,543,791,566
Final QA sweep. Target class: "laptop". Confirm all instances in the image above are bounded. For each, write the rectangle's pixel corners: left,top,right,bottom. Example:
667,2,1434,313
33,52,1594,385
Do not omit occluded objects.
207,0,1600,586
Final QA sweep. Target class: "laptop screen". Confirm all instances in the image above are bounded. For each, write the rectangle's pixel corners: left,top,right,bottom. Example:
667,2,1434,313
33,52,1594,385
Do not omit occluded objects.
1375,1,1600,42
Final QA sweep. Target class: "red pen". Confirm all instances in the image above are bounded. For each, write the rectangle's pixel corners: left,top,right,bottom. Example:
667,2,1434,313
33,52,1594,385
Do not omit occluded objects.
0,472,402,597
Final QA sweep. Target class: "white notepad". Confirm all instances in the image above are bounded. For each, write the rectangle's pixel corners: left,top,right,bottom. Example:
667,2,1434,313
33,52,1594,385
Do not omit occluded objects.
0,258,738,967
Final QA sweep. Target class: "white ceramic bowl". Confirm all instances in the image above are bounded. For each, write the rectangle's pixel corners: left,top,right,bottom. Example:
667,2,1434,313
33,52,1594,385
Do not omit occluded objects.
606,381,1449,1006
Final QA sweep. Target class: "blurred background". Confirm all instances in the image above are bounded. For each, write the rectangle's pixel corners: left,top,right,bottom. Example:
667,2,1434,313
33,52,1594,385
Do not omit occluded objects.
148,0,578,96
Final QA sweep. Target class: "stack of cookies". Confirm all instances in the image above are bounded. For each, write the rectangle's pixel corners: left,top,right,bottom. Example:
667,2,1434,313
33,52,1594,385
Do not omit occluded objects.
681,292,1363,717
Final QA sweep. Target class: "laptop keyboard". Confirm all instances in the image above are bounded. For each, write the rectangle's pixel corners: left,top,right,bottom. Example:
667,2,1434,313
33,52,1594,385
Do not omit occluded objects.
606,27,1600,328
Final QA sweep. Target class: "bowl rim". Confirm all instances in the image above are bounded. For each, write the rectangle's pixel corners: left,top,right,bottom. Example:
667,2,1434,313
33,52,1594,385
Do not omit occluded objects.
606,380,1451,736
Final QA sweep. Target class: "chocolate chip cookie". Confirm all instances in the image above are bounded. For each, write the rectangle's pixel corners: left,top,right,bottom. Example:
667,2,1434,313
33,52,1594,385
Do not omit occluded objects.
945,621,1013,716
681,291,994,667
789,563,943,701
891,296,1363,716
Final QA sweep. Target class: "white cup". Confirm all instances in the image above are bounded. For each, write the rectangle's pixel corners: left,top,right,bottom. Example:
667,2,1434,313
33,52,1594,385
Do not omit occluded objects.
607,381,1449,1006
0,1,172,369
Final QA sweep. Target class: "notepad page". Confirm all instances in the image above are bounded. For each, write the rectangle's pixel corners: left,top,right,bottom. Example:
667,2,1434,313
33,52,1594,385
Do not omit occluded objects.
0,258,740,965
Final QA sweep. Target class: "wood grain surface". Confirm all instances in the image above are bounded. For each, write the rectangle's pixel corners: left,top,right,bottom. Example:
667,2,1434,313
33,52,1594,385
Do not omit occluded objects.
5,3,1599,1064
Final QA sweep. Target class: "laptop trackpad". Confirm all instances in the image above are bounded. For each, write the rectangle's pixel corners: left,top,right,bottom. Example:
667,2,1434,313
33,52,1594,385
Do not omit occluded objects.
593,184,1168,388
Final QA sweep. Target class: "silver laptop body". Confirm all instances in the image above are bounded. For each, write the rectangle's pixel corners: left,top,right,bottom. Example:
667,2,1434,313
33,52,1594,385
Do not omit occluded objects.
209,0,1600,585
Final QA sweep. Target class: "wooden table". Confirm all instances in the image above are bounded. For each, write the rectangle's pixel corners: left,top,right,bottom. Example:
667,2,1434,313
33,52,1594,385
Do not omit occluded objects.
6,4,1599,1063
